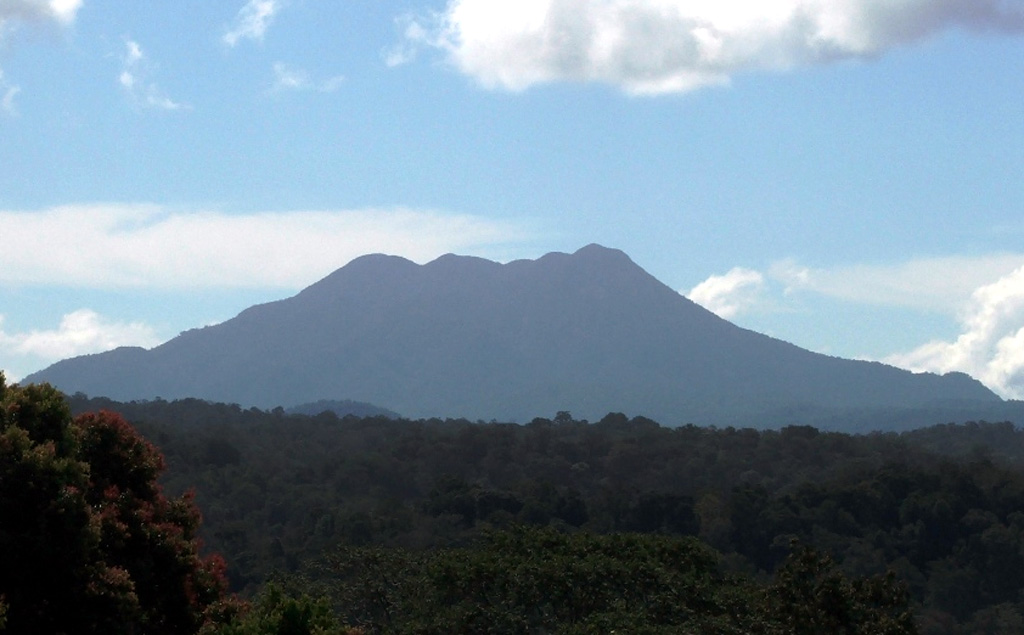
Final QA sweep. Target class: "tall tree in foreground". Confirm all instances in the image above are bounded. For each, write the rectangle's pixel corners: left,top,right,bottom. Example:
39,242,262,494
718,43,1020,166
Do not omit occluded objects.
0,374,230,634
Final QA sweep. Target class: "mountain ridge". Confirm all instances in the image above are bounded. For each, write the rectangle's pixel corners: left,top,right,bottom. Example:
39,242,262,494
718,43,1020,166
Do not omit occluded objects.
26,244,998,428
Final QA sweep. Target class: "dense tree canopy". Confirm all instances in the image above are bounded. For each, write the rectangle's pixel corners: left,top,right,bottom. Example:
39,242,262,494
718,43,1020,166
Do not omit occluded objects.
307,527,914,634
0,375,230,634
54,392,1024,633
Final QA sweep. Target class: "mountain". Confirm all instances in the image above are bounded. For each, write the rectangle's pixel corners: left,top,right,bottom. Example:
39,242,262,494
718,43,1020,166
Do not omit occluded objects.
26,244,1000,428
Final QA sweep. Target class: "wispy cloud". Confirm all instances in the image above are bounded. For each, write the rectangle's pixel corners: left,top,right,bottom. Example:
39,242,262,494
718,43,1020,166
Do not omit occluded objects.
223,0,280,47
0,204,533,289
271,62,344,93
886,265,1024,399
0,67,20,115
384,16,432,68
688,254,1024,320
119,39,189,111
769,255,1024,314
398,0,1024,94
0,310,161,382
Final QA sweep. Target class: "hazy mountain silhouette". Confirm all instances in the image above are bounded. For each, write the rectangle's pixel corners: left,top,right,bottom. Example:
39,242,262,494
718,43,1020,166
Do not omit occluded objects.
286,399,400,419
27,245,999,428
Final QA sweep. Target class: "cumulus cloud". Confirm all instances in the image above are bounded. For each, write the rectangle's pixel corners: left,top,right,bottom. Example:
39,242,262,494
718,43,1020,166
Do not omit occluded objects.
687,267,765,319
271,62,344,93
690,255,1024,397
223,0,279,47
400,0,1024,94
886,265,1024,399
118,39,188,111
0,310,161,381
48,0,81,23
0,0,82,31
0,204,531,289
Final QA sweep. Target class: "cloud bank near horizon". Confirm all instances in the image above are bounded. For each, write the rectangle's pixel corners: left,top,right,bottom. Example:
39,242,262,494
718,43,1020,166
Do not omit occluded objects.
687,254,1024,398
0,310,161,381
401,0,1024,94
0,202,533,380
887,265,1024,400
0,204,532,289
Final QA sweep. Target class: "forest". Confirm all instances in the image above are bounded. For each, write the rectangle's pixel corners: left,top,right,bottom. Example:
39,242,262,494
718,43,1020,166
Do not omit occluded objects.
6,376,1024,633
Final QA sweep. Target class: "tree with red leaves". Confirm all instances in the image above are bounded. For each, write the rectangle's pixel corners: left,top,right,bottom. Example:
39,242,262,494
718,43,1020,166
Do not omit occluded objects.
0,373,231,634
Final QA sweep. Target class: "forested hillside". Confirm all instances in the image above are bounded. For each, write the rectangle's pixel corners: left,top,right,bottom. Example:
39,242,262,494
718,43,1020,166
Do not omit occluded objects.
66,394,1024,633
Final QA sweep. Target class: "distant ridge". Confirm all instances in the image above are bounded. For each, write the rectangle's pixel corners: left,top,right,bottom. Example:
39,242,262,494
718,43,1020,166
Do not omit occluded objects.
286,399,400,419
27,244,999,429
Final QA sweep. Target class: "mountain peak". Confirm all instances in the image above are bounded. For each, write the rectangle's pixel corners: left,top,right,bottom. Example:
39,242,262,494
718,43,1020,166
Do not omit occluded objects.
298,253,417,298
573,243,629,259
25,245,999,429
425,252,503,273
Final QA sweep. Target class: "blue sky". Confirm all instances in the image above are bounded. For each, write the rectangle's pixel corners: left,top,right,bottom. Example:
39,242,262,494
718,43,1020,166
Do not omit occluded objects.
2,0,1024,398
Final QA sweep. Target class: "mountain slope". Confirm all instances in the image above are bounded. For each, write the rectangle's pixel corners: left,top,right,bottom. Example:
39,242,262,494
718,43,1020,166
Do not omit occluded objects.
27,245,998,426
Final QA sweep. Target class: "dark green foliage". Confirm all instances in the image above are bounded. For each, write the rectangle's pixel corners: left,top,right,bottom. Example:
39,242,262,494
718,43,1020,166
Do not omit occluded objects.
200,584,348,635
314,527,914,634
759,543,916,634
62,394,1024,632
0,376,231,634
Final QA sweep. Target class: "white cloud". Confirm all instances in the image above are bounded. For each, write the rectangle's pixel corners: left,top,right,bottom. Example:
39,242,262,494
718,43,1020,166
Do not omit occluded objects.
886,265,1024,399
0,1,81,106
770,254,1024,313
688,254,1024,319
0,67,20,115
400,0,1024,94
1,84,19,114
0,0,82,29
687,267,765,319
690,255,1024,397
119,39,189,111
384,17,432,67
0,310,161,381
223,0,279,47
271,62,344,93
0,204,532,289
47,0,81,24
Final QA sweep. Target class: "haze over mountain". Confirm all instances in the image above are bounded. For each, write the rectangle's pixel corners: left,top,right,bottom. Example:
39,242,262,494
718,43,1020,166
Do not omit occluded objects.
27,245,1000,428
